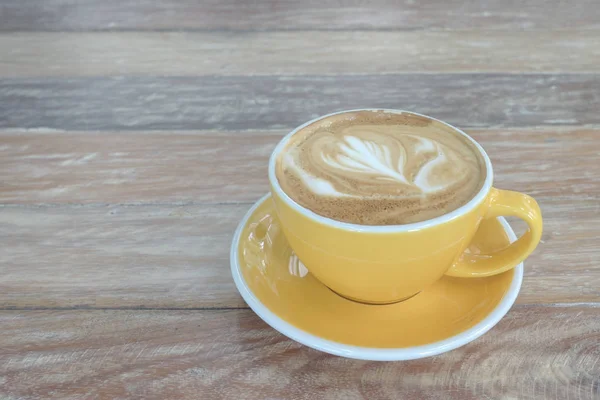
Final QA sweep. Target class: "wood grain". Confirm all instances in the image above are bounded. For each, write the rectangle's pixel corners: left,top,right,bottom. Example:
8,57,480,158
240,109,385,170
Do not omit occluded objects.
1,307,599,400
1,0,599,31
0,204,246,309
0,128,597,204
0,130,278,204
2,31,599,77
1,0,598,397
1,128,597,308
2,75,600,130
0,198,598,308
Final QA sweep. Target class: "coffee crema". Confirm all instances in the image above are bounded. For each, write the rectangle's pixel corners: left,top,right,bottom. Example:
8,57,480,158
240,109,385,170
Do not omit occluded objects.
275,110,486,225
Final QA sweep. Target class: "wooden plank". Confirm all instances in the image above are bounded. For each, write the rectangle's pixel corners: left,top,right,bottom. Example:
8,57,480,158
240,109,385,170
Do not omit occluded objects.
1,0,599,31
0,130,278,205
0,204,247,309
2,31,599,77
1,308,599,399
0,128,597,204
0,199,598,308
1,75,600,130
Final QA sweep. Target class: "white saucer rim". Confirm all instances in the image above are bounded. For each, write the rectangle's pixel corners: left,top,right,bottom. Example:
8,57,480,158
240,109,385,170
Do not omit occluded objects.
230,193,524,361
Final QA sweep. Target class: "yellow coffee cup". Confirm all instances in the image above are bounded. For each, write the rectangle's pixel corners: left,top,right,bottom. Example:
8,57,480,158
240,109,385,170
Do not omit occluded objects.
268,109,542,304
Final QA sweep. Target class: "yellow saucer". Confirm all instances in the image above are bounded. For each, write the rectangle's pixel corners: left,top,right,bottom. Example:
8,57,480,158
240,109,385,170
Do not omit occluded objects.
231,195,523,360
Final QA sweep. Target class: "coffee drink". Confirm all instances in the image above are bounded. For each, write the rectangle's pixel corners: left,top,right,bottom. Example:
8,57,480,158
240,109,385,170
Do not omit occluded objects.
275,110,486,225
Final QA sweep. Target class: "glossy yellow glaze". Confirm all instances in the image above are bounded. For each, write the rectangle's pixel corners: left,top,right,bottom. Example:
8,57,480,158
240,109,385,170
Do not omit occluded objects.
271,186,541,303
238,196,515,348
448,188,543,277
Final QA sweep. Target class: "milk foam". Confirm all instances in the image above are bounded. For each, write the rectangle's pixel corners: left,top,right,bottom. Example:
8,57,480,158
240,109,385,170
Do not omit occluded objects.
283,153,349,197
275,111,486,225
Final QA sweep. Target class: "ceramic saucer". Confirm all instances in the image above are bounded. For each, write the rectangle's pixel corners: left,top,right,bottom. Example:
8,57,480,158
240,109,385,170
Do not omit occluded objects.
231,194,523,361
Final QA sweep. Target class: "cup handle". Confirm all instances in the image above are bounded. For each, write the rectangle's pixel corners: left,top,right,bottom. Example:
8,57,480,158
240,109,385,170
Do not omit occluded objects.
445,188,543,278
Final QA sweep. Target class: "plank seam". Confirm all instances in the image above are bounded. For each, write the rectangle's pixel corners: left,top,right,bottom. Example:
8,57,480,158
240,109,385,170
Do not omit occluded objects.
2,72,600,80
0,73,599,81
0,201,256,208
4,27,600,34
0,306,251,311
0,303,598,311
2,126,600,135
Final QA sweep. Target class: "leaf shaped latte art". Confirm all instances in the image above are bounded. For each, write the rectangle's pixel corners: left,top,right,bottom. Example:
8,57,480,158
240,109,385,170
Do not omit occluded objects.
322,136,409,184
319,134,461,194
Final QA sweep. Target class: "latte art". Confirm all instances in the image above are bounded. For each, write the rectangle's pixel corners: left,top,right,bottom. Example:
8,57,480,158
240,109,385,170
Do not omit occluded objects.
320,131,468,194
275,111,486,225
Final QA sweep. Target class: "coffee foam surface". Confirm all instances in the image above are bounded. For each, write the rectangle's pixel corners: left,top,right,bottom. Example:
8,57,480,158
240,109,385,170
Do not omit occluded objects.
275,111,486,225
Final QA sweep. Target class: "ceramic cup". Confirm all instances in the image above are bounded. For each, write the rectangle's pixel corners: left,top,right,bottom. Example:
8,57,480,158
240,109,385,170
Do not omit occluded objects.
268,109,543,304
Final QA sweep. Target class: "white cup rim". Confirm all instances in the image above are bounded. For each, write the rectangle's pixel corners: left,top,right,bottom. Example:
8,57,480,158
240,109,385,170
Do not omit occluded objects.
268,109,494,233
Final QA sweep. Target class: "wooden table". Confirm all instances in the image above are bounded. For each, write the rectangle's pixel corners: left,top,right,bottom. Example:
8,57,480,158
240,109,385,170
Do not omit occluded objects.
1,1,599,399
